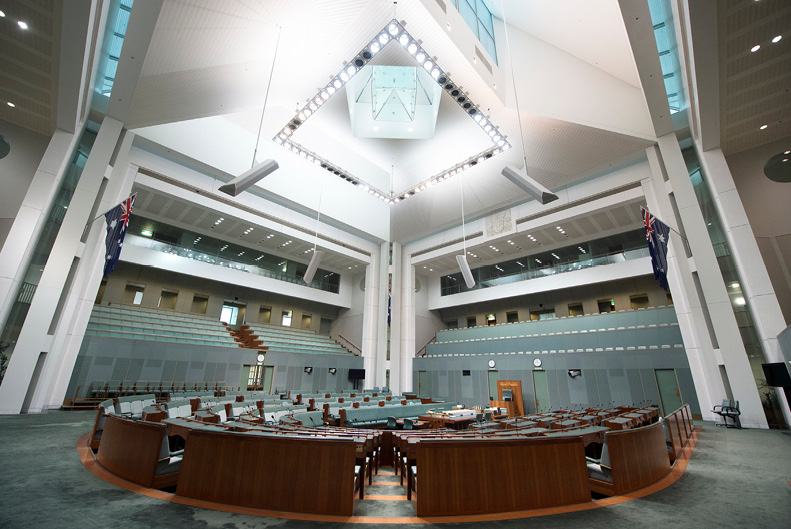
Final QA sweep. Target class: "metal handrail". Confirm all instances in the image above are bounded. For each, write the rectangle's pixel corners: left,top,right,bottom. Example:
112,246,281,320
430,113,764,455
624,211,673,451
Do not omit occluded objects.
335,334,361,354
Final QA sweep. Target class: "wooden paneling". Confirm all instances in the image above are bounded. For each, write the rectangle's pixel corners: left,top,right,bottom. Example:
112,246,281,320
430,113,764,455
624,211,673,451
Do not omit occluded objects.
497,380,525,417
96,415,169,488
416,437,589,516
176,430,358,516
589,421,671,496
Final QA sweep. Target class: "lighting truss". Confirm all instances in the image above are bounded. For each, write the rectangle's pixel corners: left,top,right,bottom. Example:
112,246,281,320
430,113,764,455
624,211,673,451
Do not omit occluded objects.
273,19,512,205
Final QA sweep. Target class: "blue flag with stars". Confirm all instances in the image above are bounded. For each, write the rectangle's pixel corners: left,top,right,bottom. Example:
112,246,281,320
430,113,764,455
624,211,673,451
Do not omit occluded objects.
103,193,136,277
641,206,671,290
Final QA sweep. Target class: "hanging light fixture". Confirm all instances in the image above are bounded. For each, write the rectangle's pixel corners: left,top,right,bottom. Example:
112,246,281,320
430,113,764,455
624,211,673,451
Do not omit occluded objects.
499,2,558,205
220,26,282,196
456,173,475,289
303,183,324,285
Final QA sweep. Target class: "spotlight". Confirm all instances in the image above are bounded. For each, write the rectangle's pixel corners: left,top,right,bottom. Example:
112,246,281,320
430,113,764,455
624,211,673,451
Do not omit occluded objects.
329,368,337,375
407,42,417,54
354,57,365,67
304,366,313,374
370,41,380,54
346,64,356,76
568,369,582,378
388,22,399,35
415,51,426,63
399,33,409,46
378,33,389,45
424,60,433,71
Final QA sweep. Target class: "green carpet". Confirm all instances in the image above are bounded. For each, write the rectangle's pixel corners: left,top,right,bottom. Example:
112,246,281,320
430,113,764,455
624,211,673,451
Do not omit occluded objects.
0,410,789,528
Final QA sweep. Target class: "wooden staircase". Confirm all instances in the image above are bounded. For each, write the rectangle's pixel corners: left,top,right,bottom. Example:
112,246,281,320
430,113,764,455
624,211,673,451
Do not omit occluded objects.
227,324,266,350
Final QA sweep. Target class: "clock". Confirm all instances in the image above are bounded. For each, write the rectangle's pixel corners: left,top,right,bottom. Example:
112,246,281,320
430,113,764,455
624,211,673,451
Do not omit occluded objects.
488,359,496,368
533,358,542,368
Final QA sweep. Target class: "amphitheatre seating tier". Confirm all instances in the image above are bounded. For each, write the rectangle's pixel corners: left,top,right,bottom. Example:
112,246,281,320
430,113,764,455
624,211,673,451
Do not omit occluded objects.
434,306,678,344
87,305,237,347
427,323,683,356
245,323,354,355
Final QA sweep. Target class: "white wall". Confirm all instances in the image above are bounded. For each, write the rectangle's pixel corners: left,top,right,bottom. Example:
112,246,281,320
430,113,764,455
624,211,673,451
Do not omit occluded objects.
727,136,791,323
330,272,366,349
0,120,50,247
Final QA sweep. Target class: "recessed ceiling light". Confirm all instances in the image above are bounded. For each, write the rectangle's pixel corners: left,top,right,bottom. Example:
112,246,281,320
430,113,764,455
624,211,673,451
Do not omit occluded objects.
6,102,15,107
760,124,768,129
784,150,790,154
0,10,5,17
772,35,782,43
751,44,760,52
408,127,413,132
17,21,28,30
783,159,789,163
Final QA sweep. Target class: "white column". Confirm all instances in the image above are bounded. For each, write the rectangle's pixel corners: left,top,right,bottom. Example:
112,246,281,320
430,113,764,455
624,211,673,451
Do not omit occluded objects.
389,242,402,392
657,134,766,428
0,129,82,327
0,117,124,414
31,131,138,411
697,147,791,425
375,242,389,389
400,254,415,393
361,250,379,390
643,146,724,420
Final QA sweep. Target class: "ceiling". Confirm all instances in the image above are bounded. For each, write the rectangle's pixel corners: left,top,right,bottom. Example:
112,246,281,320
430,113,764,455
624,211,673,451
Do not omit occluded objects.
0,0,60,136
718,0,791,154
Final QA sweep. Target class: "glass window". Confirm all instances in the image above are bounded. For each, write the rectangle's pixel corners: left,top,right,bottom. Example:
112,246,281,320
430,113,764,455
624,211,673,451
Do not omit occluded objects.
459,0,478,33
476,0,494,34
282,310,292,327
132,291,143,305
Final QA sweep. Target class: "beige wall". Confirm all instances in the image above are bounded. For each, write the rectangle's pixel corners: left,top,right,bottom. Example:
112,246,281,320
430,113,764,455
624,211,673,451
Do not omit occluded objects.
99,262,341,332
437,275,672,327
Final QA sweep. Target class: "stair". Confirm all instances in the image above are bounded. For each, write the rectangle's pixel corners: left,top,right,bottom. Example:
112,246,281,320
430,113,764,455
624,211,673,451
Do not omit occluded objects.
227,325,266,350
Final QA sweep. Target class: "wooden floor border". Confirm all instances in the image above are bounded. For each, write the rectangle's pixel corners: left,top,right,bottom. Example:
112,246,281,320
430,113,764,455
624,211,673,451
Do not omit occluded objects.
77,426,701,524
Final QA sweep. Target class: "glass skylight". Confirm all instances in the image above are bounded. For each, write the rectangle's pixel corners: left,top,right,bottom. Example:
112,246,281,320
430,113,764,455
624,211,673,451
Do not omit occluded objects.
648,0,683,114
449,0,498,64
99,0,134,97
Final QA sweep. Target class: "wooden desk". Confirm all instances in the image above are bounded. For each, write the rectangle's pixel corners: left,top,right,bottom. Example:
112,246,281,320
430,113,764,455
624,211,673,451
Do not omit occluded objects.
603,417,634,431
542,425,608,447
418,414,476,430
551,419,582,430
395,419,430,429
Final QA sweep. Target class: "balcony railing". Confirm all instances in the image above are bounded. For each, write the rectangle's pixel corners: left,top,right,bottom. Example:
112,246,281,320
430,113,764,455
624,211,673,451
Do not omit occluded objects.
125,234,340,293
441,247,650,296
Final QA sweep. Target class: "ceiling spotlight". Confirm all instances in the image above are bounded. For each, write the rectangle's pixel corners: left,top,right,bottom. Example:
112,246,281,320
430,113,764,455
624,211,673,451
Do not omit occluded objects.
424,60,433,71
388,23,399,35
415,51,426,63
370,41,381,55
378,32,389,45
0,10,5,17
346,64,356,76
399,33,409,46
407,42,417,54
772,35,782,43
751,44,760,52
332,79,342,89
7,102,15,108
760,124,768,130
18,21,28,30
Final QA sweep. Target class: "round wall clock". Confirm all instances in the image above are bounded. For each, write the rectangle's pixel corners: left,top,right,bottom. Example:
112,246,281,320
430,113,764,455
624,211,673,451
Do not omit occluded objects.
533,358,542,368
488,359,496,368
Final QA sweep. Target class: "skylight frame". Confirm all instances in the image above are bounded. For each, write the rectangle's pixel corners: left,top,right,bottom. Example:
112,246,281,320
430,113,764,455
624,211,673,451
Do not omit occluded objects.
272,19,511,205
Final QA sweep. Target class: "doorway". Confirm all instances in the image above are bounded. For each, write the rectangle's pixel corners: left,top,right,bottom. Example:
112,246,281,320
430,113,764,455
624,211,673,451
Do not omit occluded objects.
418,370,428,395
245,364,275,392
221,301,246,325
487,370,499,401
532,370,550,412
301,313,312,330
655,369,683,414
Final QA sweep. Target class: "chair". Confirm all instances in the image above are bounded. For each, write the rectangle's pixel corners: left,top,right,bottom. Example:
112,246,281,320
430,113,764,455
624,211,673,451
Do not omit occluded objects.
711,399,731,426
403,418,414,430
475,412,483,424
484,411,493,421
722,400,741,429
386,416,397,429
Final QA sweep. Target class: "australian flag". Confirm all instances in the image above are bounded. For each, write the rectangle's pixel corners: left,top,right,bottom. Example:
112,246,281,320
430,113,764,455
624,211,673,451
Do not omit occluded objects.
103,194,136,277
641,206,671,290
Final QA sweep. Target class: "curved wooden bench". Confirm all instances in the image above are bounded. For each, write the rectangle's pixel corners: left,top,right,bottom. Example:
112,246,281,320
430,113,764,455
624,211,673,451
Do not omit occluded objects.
176,428,361,515
414,436,590,516
96,415,181,489
587,421,670,496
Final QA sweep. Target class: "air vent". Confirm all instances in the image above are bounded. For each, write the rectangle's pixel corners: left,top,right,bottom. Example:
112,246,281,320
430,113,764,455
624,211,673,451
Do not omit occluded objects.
475,46,493,74
434,0,447,13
